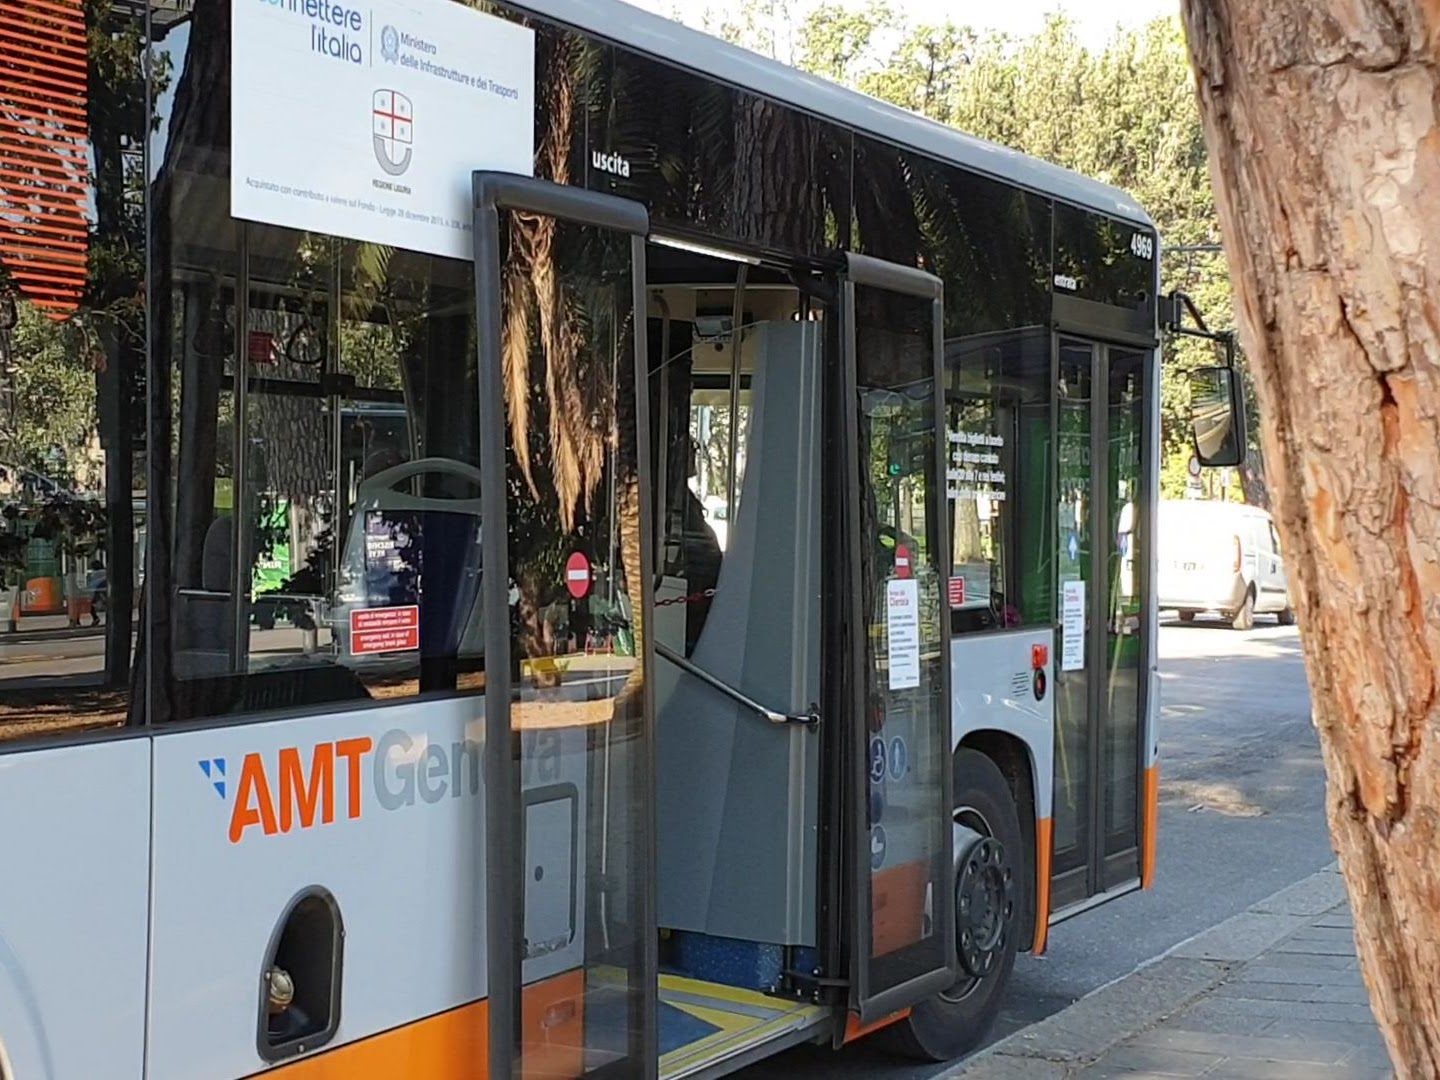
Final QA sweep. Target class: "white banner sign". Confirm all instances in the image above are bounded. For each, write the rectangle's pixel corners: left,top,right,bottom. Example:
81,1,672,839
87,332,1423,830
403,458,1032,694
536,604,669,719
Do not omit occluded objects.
232,0,535,260
885,578,921,691
1061,579,1086,672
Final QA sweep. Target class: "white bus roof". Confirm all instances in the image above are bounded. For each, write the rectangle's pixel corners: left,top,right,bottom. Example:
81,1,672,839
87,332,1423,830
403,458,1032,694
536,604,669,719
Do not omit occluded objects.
522,0,1154,229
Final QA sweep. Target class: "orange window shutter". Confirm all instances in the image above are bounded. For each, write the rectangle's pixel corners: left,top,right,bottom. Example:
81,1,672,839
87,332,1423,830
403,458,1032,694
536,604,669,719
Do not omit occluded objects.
0,0,89,319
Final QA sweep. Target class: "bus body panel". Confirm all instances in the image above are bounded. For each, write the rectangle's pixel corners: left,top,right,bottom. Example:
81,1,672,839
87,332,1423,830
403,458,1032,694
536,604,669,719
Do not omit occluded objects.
145,700,588,1079
949,629,1056,822
0,739,150,1080
1142,335,1163,890
950,628,1056,950
512,0,1153,229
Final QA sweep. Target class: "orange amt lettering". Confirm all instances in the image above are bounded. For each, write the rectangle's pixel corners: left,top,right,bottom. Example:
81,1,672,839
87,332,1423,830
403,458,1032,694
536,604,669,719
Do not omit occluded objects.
229,752,280,843
335,737,374,820
278,743,335,832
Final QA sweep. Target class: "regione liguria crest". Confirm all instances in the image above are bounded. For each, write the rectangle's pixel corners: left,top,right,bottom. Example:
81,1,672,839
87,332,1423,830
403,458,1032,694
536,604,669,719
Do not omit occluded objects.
372,89,414,176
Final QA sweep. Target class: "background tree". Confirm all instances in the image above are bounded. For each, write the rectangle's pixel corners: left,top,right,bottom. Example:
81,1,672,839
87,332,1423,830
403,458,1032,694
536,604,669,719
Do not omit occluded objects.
1180,1,1440,1073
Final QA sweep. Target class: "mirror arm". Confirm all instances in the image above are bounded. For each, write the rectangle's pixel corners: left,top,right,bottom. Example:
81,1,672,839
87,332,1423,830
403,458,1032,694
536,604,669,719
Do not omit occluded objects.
1163,291,1239,368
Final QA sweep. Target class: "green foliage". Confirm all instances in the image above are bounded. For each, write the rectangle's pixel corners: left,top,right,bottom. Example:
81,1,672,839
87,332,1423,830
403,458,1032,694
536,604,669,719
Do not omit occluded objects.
2,303,100,484
0,492,107,588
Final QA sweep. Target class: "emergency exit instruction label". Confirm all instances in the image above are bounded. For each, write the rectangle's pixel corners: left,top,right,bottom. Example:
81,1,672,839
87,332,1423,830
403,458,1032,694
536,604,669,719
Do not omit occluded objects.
351,605,420,655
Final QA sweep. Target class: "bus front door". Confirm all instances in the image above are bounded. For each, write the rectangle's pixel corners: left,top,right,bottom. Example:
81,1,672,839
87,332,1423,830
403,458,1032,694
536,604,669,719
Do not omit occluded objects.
1051,337,1151,909
838,253,958,1023
472,173,659,1080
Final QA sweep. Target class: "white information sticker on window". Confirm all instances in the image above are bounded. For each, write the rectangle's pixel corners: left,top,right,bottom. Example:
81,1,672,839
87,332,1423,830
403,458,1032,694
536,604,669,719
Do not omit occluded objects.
232,0,535,259
1061,579,1086,672
886,578,921,690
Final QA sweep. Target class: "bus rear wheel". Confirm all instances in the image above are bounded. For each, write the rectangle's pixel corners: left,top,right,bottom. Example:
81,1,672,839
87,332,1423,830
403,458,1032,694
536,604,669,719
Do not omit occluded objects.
879,749,1022,1063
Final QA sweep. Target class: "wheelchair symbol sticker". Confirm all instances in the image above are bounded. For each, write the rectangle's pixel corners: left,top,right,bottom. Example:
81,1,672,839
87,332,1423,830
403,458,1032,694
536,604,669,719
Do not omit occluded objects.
869,737,887,785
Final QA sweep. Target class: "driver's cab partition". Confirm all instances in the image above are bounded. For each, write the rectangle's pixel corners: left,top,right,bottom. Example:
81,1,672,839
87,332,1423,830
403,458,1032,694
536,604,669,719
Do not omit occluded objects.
648,248,825,986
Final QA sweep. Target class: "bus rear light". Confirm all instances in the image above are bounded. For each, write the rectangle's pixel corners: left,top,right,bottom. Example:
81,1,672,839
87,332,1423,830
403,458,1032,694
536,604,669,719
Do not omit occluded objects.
1032,644,1048,670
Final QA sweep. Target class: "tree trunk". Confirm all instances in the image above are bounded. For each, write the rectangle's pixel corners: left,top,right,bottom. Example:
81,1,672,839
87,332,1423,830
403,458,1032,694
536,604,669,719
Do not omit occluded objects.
1180,3,1440,1073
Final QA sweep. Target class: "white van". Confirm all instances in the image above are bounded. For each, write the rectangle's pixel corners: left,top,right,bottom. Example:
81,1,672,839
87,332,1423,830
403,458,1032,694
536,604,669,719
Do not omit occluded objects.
1157,498,1293,629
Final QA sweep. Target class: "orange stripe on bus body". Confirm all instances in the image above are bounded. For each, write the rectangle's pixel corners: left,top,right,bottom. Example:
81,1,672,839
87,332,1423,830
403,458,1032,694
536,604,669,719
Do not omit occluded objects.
265,970,585,1080
1141,764,1159,890
1032,817,1053,955
843,1007,911,1045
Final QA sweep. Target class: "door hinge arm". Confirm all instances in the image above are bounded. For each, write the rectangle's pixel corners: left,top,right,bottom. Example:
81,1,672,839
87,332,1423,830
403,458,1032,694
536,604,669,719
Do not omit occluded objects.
655,642,820,728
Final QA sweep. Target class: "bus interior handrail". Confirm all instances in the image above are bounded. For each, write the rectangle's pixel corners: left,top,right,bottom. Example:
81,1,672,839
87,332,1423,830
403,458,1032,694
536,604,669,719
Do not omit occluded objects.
655,641,819,728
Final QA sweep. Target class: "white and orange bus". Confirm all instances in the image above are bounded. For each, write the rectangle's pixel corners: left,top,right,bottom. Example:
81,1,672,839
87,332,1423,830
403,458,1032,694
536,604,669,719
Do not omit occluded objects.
0,0,1243,1076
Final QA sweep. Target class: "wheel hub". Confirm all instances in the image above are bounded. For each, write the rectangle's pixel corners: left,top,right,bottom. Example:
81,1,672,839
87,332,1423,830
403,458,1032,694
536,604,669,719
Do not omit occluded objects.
955,835,1015,980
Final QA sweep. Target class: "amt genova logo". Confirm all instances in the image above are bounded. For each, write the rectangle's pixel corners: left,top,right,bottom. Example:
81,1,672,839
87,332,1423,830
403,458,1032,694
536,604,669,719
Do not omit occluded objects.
200,729,482,844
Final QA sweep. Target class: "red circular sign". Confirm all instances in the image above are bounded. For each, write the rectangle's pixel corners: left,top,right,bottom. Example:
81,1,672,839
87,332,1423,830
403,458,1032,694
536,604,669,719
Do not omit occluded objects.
565,552,592,599
894,543,912,580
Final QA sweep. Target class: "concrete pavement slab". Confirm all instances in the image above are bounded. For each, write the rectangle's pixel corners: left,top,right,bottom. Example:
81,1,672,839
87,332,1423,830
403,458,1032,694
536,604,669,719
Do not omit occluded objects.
1167,912,1310,963
1248,864,1346,916
937,866,1390,1080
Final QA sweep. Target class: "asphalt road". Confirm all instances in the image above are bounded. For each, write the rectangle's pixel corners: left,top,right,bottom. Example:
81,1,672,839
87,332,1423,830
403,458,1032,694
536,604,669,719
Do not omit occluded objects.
741,615,1333,1078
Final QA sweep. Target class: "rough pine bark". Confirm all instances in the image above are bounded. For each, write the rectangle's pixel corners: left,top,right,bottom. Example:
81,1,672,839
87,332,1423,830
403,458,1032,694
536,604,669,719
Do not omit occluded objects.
1180,2,1440,1073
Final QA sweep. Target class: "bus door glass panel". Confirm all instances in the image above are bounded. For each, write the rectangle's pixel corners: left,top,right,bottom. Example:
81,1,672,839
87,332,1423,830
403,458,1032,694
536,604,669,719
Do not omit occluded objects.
848,269,954,1015
477,184,655,1078
1053,339,1147,902
1052,340,1095,897
1102,348,1146,878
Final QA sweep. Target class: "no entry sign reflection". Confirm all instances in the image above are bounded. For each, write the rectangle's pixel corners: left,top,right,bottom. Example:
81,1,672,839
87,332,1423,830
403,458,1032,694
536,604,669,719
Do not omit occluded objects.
566,552,592,600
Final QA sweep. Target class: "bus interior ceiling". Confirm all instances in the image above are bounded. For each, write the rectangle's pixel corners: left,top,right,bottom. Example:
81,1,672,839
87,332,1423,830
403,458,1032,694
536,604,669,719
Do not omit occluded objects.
644,245,830,1069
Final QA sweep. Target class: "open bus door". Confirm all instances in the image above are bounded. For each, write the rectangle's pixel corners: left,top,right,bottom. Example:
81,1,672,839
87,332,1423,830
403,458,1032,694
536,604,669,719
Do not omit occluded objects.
472,173,658,1079
837,254,959,1025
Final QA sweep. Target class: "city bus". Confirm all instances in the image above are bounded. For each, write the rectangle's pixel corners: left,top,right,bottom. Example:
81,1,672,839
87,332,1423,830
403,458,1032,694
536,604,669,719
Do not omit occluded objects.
0,0,1244,1077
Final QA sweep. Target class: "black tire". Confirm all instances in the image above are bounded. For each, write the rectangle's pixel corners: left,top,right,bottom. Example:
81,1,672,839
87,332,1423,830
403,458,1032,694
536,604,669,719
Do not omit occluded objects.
1178,610,1197,623
879,749,1023,1062
1231,588,1256,631
1277,605,1296,627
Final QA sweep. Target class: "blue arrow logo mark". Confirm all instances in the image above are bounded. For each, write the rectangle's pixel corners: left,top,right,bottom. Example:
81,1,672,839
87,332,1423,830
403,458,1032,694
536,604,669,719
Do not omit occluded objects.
199,758,227,799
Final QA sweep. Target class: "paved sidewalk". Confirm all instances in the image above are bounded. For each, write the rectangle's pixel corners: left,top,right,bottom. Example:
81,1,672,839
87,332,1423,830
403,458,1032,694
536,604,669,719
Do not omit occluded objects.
944,864,1393,1079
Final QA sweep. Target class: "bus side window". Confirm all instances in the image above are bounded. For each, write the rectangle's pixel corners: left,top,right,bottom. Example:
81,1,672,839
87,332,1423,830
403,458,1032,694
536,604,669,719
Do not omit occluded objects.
944,330,1053,635
0,12,147,744
156,225,487,723
0,300,144,744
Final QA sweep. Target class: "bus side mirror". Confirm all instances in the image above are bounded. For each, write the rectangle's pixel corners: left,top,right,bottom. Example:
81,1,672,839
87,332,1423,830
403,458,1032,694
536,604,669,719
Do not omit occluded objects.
1189,366,1247,468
